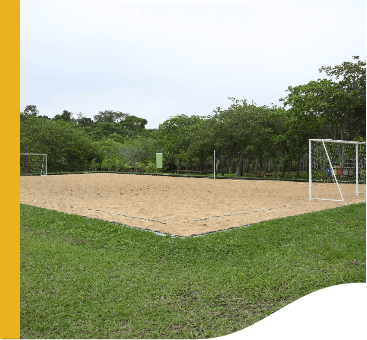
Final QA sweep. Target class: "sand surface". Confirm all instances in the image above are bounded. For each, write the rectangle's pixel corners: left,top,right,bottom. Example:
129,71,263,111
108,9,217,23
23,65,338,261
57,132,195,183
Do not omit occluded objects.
20,173,366,237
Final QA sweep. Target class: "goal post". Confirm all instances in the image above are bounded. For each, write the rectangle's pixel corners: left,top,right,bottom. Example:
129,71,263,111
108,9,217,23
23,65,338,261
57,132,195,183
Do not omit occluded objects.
309,139,366,201
20,153,47,176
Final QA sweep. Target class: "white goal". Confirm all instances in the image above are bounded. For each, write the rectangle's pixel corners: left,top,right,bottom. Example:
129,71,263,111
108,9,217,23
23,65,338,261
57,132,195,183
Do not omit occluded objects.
309,139,366,201
20,153,47,176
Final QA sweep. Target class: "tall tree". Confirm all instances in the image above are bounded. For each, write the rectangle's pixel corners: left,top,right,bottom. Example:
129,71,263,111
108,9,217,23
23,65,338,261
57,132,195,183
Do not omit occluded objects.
209,98,278,175
280,57,366,141
21,105,39,122
157,114,204,171
93,110,129,124
23,105,39,116
186,117,216,172
120,115,148,139
53,110,76,123
76,112,94,127
118,136,159,170
318,56,366,139
21,117,102,172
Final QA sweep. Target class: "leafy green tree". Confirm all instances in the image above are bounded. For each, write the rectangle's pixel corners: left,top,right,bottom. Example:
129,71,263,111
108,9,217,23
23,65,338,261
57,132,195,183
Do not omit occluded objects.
108,132,126,144
89,111,148,141
53,110,76,123
280,57,366,141
38,115,50,120
186,117,217,172
96,138,124,171
200,108,235,175
120,115,148,139
269,107,307,176
21,118,102,172
21,105,39,123
93,122,121,140
76,113,94,127
318,56,366,139
275,57,366,176
207,98,278,176
23,105,39,116
157,115,205,171
118,137,159,170
93,110,129,124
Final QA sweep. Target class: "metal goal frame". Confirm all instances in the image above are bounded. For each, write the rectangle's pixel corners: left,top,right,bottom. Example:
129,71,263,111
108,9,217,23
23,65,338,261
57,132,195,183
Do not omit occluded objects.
309,139,366,201
20,153,47,176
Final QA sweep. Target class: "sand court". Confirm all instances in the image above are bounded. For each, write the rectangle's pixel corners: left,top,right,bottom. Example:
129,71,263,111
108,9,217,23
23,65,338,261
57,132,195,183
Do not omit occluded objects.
20,173,366,237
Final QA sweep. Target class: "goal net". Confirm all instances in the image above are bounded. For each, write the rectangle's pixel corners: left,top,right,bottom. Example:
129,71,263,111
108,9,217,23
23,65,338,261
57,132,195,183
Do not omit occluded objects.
309,139,366,201
20,153,47,176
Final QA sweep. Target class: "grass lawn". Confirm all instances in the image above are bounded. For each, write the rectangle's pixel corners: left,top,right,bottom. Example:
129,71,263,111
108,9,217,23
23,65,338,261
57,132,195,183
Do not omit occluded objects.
20,203,366,339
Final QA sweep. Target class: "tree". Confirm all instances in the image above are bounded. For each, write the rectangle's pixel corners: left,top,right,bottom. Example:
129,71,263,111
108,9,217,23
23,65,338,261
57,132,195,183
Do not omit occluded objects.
120,115,148,138
93,122,121,140
21,105,39,123
157,115,205,171
53,110,76,123
186,117,217,172
280,57,366,141
108,132,125,144
96,138,124,171
269,106,315,176
93,110,129,124
77,117,94,127
318,56,366,139
38,115,50,120
118,136,159,170
76,113,94,127
207,106,242,176
20,118,103,172
23,105,39,116
208,98,278,176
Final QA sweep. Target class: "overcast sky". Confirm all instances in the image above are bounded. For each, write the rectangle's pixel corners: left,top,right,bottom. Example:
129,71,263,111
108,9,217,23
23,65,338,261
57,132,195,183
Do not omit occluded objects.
20,0,366,129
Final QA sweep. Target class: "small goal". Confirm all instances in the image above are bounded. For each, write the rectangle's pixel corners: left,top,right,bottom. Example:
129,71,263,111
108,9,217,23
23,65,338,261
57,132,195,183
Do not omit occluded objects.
20,153,47,176
309,139,366,201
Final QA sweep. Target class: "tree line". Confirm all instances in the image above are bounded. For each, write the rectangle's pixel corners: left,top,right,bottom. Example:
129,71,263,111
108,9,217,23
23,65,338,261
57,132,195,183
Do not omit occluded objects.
20,56,366,176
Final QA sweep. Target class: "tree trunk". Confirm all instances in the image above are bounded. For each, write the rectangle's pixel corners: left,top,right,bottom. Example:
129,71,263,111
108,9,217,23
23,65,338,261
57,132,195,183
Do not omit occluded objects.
199,153,208,172
235,153,244,177
274,160,278,173
216,158,220,174
259,148,263,171
221,158,225,176
288,158,291,173
243,157,249,174
296,154,300,177
281,158,287,177
169,160,174,172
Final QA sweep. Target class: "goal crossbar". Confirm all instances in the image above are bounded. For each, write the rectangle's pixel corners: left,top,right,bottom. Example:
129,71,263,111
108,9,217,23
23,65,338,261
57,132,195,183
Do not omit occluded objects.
309,139,366,201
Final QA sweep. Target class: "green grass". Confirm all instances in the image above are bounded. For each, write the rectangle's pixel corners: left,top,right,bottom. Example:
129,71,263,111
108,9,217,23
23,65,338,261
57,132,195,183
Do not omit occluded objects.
20,203,366,339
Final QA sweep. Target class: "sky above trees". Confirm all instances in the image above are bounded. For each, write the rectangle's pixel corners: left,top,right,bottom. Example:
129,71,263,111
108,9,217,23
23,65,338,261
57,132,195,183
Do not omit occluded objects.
20,0,366,129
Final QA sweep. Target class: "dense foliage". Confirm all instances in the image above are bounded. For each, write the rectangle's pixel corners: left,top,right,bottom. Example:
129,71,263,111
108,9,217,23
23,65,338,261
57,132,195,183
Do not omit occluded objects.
20,57,366,174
